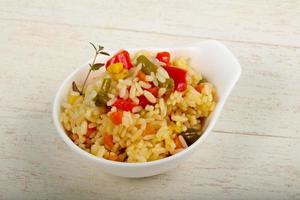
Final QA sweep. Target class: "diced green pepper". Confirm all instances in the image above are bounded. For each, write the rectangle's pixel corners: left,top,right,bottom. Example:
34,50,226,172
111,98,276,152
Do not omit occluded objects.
159,78,174,91
101,78,111,93
95,93,109,106
95,78,111,106
180,128,201,146
136,55,158,75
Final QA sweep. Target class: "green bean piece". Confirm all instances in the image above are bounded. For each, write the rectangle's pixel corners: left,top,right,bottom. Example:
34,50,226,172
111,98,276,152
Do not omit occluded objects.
159,78,174,93
101,78,111,93
95,93,109,106
94,78,111,106
165,78,174,91
180,128,201,146
136,55,158,75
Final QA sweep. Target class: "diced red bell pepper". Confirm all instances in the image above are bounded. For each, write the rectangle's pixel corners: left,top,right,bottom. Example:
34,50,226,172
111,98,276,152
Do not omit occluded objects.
163,65,187,92
137,88,159,108
138,95,150,108
147,87,159,97
156,51,170,64
105,50,133,69
113,98,136,111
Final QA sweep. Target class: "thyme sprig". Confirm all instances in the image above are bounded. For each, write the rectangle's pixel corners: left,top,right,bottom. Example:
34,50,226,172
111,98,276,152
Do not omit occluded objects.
72,42,110,95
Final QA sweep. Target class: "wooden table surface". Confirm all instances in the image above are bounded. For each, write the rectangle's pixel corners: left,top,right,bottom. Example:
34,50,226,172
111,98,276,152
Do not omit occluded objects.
0,0,299,199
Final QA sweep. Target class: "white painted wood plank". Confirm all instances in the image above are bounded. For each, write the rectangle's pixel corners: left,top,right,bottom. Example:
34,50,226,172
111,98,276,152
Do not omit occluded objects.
0,20,299,138
215,42,300,138
0,0,299,47
0,1,299,199
0,130,299,199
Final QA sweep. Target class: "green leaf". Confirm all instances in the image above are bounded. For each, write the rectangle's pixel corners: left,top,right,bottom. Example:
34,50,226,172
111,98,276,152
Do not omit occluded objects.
71,42,110,96
89,42,97,51
90,63,105,71
98,45,104,51
100,51,110,56
72,81,81,94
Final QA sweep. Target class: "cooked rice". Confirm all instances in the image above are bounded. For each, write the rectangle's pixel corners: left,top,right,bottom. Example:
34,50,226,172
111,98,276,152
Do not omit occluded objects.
106,98,117,106
132,106,143,113
156,72,166,83
145,75,154,82
178,135,188,148
158,88,166,97
143,90,157,104
139,81,151,89
150,72,159,87
60,52,217,163
157,67,169,79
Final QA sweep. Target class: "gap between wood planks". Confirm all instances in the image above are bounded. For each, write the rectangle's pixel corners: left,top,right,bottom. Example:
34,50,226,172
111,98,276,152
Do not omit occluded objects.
213,130,300,140
0,17,300,49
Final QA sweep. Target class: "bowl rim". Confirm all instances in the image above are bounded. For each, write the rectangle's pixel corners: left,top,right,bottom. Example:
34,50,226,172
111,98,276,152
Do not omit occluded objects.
52,40,242,168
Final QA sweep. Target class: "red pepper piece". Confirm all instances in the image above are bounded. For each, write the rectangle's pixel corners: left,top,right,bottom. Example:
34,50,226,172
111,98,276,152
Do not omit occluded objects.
117,50,133,69
113,98,136,111
105,50,133,69
138,95,150,108
156,51,170,64
147,87,159,97
163,65,187,92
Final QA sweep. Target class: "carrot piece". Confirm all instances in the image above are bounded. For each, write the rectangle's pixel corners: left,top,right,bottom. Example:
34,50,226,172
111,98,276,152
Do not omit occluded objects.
144,124,156,135
107,152,118,161
110,111,123,125
103,134,114,149
195,84,204,93
137,70,146,81
174,135,183,149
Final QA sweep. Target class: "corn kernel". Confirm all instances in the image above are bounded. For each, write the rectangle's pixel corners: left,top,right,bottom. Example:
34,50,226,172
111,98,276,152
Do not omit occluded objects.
191,75,201,86
111,69,129,80
172,57,189,70
107,62,123,74
68,95,79,105
169,122,178,133
174,125,182,133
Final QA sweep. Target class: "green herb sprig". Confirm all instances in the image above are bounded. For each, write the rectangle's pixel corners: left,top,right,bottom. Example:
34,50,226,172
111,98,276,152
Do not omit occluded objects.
72,42,110,95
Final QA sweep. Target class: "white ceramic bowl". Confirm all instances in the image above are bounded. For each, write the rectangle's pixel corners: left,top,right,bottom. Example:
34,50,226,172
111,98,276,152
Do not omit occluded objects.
53,40,241,178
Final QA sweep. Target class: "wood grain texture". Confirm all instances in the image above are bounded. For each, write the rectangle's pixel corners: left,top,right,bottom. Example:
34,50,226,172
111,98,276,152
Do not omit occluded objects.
0,0,299,199
0,0,300,47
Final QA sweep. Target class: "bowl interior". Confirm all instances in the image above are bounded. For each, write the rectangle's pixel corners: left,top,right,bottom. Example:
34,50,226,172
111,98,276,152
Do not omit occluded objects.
53,40,241,166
